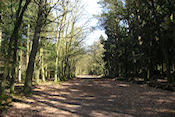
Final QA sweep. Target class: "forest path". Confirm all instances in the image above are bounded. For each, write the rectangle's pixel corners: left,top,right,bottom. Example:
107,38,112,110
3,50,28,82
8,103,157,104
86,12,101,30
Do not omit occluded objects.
2,76,175,117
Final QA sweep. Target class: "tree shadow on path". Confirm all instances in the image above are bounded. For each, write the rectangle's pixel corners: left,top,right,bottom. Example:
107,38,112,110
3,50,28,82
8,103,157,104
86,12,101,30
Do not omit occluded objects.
2,76,175,117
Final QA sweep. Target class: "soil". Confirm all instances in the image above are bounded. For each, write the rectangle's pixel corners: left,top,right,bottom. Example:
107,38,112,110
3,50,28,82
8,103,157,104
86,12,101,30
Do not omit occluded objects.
1,75,175,117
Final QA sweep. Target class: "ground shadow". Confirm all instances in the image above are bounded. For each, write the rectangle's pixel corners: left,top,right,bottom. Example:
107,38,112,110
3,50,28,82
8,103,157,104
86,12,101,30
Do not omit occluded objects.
2,76,175,117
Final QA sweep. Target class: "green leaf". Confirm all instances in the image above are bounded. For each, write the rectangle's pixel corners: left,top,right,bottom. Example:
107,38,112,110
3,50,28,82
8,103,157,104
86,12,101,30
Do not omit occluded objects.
18,46,27,51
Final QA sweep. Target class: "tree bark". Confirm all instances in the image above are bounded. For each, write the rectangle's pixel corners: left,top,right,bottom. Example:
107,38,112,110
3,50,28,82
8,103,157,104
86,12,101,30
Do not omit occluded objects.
6,0,31,94
35,67,40,84
0,27,5,99
24,0,44,94
18,49,23,82
26,23,30,66
0,27,2,46
40,46,45,82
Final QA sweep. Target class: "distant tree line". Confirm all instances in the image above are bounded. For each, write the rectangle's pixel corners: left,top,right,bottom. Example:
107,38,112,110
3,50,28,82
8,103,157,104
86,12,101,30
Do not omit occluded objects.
76,36,105,76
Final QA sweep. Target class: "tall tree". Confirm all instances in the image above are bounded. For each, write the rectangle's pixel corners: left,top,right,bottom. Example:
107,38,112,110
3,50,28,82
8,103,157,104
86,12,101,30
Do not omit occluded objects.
0,0,31,96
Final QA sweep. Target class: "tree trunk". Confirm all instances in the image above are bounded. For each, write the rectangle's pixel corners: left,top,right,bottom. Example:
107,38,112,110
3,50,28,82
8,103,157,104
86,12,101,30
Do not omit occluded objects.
163,63,166,72
147,68,150,82
24,0,44,94
54,55,58,82
18,49,23,82
0,27,6,100
0,67,8,100
172,64,175,72
40,46,45,82
0,27,2,46
45,66,48,80
26,23,30,66
55,32,59,82
55,15,66,82
7,0,31,95
35,68,40,84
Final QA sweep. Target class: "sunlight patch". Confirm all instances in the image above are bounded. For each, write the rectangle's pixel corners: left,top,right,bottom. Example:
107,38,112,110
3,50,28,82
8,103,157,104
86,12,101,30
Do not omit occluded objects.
118,84,130,87
156,109,175,113
14,103,31,108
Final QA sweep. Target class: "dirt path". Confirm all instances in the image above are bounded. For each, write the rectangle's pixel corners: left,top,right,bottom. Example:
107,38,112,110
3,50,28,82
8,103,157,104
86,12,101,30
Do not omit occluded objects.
2,76,175,117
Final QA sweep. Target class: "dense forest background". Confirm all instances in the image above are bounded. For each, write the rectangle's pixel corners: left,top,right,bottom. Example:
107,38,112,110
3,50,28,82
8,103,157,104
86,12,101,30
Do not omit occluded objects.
98,0,175,84
0,0,175,109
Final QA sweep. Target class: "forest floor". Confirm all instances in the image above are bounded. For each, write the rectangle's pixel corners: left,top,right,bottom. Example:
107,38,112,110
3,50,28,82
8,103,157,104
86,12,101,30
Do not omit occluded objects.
1,75,175,117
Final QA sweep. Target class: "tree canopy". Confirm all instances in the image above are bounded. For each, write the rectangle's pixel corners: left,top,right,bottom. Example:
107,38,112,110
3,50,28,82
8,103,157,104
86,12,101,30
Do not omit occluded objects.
99,0,175,84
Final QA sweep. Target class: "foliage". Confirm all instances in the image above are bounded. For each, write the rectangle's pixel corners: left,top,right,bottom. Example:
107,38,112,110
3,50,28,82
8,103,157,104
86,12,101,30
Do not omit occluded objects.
76,36,105,76
99,0,175,83
0,0,88,98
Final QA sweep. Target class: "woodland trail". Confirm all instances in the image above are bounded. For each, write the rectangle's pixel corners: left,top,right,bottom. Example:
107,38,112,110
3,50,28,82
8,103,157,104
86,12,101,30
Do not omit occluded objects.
2,75,175,117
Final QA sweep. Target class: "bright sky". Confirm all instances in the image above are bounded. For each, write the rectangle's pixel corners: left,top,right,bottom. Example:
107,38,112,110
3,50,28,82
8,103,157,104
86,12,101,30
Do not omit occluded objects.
83,0,107,46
